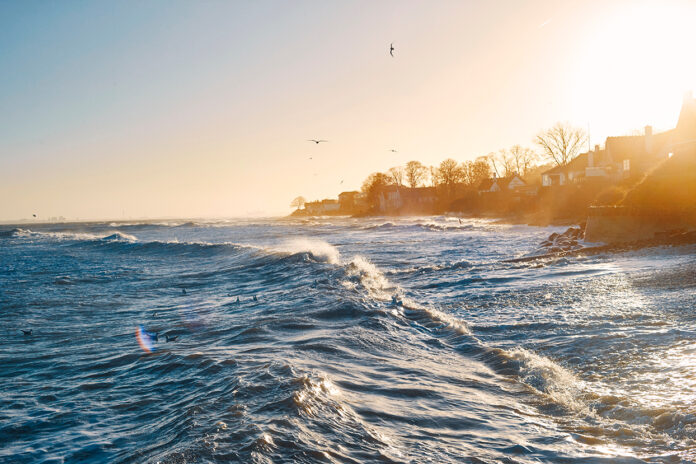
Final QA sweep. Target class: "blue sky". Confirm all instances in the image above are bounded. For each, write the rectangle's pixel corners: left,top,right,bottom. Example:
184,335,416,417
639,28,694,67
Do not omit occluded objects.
1,0,694,220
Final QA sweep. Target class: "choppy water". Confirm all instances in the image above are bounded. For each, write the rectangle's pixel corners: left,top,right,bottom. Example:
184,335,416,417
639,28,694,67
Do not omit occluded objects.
1,217,696,463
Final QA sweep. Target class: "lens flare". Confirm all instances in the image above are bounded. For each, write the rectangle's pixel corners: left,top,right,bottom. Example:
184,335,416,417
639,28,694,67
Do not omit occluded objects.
136,325,157,353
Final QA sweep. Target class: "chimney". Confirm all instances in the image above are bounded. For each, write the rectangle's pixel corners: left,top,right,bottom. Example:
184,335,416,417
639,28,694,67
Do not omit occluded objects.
645,125,653,153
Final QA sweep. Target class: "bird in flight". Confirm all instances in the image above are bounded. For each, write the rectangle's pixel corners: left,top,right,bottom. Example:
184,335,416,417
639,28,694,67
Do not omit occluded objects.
390,149,398,153
308,139,327,144
389,43,395,57
32,214,36,218
340,180,344,184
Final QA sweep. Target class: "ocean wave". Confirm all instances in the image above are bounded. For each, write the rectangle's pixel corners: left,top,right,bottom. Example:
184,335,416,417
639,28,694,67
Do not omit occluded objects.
362,221,475,232
8,228,137,242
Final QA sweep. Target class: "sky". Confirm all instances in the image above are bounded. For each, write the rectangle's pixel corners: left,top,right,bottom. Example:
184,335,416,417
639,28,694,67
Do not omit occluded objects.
1,0,696,221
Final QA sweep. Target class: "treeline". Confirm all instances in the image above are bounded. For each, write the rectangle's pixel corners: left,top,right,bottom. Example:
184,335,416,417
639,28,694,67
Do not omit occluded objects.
361,147,541,207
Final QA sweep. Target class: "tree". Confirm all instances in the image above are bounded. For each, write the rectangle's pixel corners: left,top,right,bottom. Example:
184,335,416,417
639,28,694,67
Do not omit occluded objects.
535,123,587,167
496,149,516,177
429,166,438,187
388,166,405,186
467,157,492,187
508,145,539,176
484,152,501,178
404,161,427,188
434,158,465,196
290,196,306,210
361,172,393,209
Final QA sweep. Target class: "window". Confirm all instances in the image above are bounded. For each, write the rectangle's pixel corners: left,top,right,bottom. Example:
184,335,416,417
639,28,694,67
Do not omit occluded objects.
623,159,630,171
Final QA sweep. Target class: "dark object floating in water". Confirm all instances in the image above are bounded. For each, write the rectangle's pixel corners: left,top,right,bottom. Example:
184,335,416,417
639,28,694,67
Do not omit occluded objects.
253,295,258,302
21,329,32,336
165,334,178,342
182,288,187,295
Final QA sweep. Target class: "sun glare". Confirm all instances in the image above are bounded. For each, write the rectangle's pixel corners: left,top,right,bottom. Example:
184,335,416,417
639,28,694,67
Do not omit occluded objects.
571,1,696,138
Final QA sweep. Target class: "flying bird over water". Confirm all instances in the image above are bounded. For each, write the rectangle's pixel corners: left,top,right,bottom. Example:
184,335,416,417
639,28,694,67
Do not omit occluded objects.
165,334,178,342
389,43,394,57
308,139,327,144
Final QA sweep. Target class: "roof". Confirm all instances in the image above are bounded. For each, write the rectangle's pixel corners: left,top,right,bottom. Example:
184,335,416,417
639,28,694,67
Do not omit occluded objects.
477,178,497,190
542,153,589,175
477,175,525,190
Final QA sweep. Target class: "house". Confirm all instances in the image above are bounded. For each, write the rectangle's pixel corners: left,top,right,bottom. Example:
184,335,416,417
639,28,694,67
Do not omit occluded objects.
541,153,591,186
400,187,438,212
478,175,526,193
338,191,369,214
375,185,438,213
378,185,403,212
542,92,696,187
338,191,360,212
304,199,340,215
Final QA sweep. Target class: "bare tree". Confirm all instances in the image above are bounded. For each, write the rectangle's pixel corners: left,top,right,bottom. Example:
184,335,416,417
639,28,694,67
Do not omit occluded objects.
484,152,501,178
508,145,538,176
495,149,516,177
535,123,587,167
388,166,405,186
290,196,306,210
404,161,426,188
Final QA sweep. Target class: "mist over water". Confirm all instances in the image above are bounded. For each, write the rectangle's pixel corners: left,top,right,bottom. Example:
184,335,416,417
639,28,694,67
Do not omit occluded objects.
1,217,695,463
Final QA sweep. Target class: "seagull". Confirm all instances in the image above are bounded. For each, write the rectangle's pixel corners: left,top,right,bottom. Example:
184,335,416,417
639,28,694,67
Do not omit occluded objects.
21,329,32,336
165,334,178,342
389,43,394,57
32,214,36,218
389,149,397,153
308,139,328,144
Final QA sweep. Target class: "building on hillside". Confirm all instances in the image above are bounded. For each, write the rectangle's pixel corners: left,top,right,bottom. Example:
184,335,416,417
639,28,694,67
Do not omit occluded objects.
378,185,403,212
338,191,369,214
542,92,696,187
376,185,438,213
400,187,438,211
304,199,339,215
477,175,526,194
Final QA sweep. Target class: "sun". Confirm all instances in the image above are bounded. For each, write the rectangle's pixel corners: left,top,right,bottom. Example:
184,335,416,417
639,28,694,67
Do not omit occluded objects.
570,0,696,140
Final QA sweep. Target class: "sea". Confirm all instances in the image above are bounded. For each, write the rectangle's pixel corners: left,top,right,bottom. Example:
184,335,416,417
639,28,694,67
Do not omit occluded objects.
1,217,695,464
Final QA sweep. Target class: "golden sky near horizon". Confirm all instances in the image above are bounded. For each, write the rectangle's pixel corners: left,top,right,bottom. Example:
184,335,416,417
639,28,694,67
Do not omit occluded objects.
1,0,695,221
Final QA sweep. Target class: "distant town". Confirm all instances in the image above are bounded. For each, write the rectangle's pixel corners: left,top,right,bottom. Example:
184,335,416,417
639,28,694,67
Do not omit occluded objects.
291,93,696,235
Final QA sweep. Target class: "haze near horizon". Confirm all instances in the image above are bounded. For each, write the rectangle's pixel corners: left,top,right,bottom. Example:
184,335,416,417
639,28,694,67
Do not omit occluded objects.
2,0,695,221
